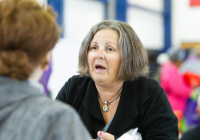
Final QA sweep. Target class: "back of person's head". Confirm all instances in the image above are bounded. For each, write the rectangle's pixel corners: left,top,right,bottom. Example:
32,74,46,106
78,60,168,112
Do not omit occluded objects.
167,47,186,63
0,0,60,80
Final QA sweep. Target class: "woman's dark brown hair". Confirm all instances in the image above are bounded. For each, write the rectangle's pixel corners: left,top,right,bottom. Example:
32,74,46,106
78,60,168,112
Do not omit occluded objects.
0,0,60,80
78,20,149,81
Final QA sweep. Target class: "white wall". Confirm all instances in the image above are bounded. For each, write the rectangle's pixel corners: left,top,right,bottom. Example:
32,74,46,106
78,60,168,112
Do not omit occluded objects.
172,0,200,46
64,0,105,40
127,0,164,50
49,39,81,99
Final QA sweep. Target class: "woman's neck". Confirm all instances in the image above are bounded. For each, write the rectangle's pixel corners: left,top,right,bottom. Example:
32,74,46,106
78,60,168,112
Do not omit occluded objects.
95,80,124,101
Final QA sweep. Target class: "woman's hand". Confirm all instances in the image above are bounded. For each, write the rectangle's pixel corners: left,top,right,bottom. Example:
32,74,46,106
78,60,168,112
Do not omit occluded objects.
97,131,115,140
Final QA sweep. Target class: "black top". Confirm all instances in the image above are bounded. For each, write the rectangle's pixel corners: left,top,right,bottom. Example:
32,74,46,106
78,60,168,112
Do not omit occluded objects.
56,75,178,140
181,125,200,140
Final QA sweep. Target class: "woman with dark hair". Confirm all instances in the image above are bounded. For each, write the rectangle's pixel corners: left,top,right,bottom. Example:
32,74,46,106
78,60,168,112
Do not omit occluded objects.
56,20,178,140
0,0,91,140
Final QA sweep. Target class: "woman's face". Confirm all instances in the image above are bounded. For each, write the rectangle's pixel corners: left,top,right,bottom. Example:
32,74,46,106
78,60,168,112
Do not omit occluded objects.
87,29,121,85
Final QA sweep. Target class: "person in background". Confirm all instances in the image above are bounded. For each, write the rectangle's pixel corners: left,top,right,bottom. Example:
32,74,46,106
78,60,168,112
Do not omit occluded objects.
0,0,91,140
160,47,192,134
56,20,178,140
181,93,200,140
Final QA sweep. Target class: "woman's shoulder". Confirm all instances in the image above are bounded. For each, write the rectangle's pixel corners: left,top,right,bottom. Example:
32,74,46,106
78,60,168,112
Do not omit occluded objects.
128,76,159,89
126,76,164,102
67,75,90,82
56,75,92,101
60,75,92,97
66,75,91,87
138,76,163,94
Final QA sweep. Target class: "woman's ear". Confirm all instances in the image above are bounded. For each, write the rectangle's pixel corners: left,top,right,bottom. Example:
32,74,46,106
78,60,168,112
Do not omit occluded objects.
41,52,51,71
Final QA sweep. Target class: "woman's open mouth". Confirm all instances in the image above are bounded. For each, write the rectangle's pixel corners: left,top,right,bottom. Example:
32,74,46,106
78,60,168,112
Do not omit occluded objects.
95,64,106,72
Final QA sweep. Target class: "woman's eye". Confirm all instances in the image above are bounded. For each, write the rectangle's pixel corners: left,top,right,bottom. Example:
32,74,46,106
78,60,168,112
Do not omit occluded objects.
90,46,98,50
107,47,114,52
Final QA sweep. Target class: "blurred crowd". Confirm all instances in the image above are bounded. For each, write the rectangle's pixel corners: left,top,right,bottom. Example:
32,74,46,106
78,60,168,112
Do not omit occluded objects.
148,46,200,139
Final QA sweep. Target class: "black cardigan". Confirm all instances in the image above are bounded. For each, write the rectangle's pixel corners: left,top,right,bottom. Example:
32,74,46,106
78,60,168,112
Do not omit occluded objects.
56,75,178,140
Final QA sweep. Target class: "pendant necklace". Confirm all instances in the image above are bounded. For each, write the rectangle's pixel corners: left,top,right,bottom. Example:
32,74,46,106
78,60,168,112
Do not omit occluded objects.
98,88,122,112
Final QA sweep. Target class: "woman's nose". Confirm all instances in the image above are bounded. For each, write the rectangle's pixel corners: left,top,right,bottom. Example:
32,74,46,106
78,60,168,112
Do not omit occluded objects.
95,48,104,59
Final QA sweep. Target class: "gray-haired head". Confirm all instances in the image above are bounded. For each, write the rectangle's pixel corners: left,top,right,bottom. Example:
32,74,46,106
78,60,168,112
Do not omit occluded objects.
167,47,186,63
78,20,149,81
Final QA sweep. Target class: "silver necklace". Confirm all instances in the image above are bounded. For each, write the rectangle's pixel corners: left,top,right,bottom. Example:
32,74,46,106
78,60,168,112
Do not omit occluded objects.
98,88,122,112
